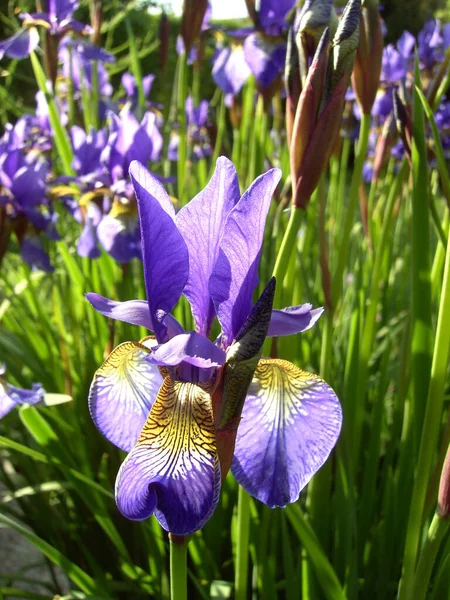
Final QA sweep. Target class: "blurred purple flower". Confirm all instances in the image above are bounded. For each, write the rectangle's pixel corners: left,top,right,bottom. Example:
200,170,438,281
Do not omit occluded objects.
212,44,251,96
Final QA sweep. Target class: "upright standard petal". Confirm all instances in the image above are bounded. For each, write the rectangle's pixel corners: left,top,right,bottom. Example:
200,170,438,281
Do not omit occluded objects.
267,305,324,337
129,161,189,342
89,342,164,452
115,376,221,535
209,169,281,346
232,358,342,507
176,157,240,336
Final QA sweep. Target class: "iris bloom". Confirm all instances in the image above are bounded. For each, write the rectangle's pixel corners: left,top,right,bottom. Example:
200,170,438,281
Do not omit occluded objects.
87,158,341,535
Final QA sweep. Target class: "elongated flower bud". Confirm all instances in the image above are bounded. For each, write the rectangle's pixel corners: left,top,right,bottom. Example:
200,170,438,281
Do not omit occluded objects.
296,0,338,86
285,25,301,146
290,0,360,208
214,278,276,479
393,89,412,161
181,0,208,54
438,445,450,518
351,0,383,115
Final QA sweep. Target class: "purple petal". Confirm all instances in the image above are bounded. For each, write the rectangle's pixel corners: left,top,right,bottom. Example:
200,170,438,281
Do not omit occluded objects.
86,293,185,339
0,379,45,419
86,294,153,329
212,46,252,96
209,168,281,347
267,305,324,337
129,161,189,342
89,342,163,452
115,377,221,534
148,332,226,368
176,157,240,336
20,237,53,272
0,388,16,419
97,213,141,263
243,32,286,88
259,0,295,34
0,27,40,60
232,358,342,507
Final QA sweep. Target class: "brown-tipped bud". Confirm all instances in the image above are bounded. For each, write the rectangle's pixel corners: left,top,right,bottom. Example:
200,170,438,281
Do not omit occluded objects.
351,0,383,115
289,0,361,208
393,89,412,160
180,0,208,54
329,0,361,93
437,445,450,519
296,0,338,86
245,0,257,25
158,11,170,73
90,0,103,47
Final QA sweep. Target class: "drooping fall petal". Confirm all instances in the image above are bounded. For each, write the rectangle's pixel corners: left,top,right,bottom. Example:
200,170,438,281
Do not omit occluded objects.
232,358,341,507
115,376,221,535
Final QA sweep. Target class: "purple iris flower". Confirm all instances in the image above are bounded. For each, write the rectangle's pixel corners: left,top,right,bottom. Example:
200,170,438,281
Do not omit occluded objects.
101,109,163,183
212,43,252,96
86,158,341,535
0,364,45,419
59,38,114,97
0,148,56,271
418,19,443,69
243,0,295,89
168,97,212,162
0,1,90,61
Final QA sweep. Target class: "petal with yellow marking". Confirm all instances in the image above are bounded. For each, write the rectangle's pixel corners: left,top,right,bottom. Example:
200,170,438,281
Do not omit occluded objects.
115,377,221,535
232,358,342,507
89,342,164,452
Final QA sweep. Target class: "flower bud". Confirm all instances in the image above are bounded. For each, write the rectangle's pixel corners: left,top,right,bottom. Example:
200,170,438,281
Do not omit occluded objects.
437,445,450,519
180,0,208,54
214,278,275,479
289,0,361,208
351,0,383,115
285,25,301,146
295,0,338,86
393,89,412,161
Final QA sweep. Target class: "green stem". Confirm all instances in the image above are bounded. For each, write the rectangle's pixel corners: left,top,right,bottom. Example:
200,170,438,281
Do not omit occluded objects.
399,154,450,599
170,537,188,600
332,112,372,304
235,486,251,600
272,208,304,308
410,514,450,600
177,52,188,204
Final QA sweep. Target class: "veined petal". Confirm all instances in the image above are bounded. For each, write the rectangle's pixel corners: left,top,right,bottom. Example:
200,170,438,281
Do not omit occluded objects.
86,294,184,339
232,358,341,507
129,161,189,342
176,157,240,336
89,342,164,452
86,294,153,329
209,169,281,347
267,305,324,337
115,376,221,535
148,332,226,368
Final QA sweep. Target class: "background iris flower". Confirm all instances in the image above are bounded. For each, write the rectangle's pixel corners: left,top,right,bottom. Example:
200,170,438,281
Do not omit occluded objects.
86,157,341,536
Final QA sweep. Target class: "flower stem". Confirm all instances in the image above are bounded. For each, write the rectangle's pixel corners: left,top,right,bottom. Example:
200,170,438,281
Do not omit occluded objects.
235,486,251,600
169,535,187,600
410,514,450,600
272,207,304,308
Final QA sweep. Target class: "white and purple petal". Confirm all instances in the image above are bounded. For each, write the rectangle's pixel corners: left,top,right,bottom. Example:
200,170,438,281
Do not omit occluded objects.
176,157,240,336
89,342,163,452
129,161,189,342
0,27,40,61
115,377,221,535
209,168,281,346
232,358,342,507
267,305,324,337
